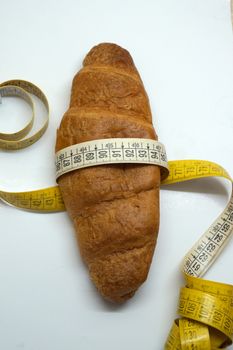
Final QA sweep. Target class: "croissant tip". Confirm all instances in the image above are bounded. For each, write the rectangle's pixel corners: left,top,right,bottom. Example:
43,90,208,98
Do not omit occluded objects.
83,42,135,69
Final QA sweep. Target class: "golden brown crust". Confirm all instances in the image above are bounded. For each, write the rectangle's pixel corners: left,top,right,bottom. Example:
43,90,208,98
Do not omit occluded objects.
83,43,138,73
69,70,152,119
55,43,160,302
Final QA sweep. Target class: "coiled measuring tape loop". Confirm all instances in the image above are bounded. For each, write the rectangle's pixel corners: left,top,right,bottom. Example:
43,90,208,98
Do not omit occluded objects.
0,79,54,211
164,161,233,349
0,85,35,144
0,79,49,150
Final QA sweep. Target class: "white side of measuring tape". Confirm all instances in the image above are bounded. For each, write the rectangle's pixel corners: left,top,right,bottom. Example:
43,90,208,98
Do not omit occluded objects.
182,184,233,278
55,138,169,180
0,80,49,150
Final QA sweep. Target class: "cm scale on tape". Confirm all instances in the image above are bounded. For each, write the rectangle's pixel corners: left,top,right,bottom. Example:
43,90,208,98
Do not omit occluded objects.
55,138,169,180
1,80,233,349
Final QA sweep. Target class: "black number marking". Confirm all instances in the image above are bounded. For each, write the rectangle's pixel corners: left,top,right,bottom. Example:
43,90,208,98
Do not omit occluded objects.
85,152,95,161
74,155,82,163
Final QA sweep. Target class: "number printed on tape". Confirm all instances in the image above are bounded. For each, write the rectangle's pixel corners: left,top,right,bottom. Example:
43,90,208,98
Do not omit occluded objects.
1,79,233,349
55,138,169,180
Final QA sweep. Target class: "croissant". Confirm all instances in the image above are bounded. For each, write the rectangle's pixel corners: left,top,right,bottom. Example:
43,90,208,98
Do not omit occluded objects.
55,43,160,302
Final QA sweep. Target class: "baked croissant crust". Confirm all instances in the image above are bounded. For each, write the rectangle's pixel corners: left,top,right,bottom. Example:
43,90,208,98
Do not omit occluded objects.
55,43,160,302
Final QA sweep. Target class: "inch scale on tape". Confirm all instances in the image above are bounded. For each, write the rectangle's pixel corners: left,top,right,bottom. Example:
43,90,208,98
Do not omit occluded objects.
1,80,233,348
0,186,64,212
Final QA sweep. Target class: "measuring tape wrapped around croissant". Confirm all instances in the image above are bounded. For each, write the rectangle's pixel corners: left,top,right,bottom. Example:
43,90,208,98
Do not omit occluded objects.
55,43,164,302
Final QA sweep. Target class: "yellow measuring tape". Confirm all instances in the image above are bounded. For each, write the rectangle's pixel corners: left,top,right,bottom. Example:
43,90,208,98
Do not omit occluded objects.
164,162,233,349
1,80,233,349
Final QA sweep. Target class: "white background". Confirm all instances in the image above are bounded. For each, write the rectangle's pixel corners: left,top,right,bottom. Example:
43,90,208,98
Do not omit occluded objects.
0,0,233,349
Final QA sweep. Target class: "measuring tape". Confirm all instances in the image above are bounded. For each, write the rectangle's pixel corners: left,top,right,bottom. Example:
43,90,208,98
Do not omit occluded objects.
55,138,169,180
164,161,233,349
0,79,49,150
1,81,233,348
0,80,61,211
